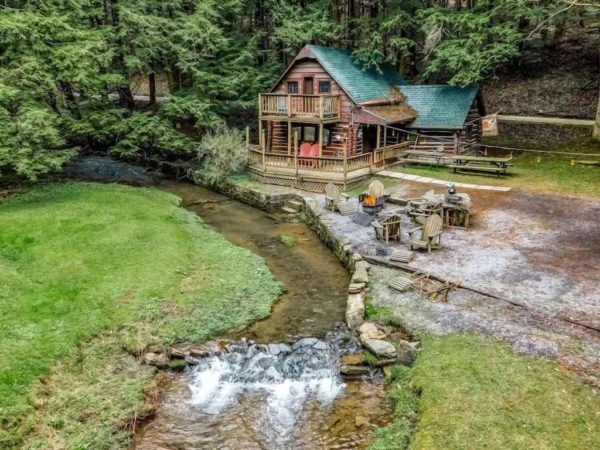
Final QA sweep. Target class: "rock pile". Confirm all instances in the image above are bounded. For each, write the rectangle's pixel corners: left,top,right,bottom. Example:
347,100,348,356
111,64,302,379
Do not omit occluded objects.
339,321,419,377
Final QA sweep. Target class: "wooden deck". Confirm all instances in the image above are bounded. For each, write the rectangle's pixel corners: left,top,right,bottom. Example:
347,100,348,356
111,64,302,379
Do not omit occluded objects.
247,141,409,188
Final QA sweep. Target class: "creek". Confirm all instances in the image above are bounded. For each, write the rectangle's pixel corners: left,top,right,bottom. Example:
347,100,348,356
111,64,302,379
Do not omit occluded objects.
61,157,392,449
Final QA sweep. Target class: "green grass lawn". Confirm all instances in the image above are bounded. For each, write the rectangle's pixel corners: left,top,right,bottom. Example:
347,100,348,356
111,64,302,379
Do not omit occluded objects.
393,136,600,197
0,182,283,449
371,334,600,450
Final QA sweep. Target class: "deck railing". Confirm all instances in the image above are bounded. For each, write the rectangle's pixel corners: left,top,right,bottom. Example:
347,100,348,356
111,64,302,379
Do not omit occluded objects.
373,142,410,163
259,94,341,119
253,151,374,174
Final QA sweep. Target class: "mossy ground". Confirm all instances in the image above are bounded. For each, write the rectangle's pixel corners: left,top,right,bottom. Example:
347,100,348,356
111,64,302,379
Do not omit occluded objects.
370,333,600,450
0,182,283,449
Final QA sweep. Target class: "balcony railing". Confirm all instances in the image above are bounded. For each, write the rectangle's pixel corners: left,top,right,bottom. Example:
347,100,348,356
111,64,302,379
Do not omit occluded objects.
259,94,341,120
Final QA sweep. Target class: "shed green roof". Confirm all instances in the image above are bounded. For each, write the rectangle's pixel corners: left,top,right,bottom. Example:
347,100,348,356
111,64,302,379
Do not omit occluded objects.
398,85,479,129
307,45,407,104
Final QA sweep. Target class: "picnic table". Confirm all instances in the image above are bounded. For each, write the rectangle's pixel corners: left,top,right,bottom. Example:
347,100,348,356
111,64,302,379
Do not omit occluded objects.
447,155,513,177
401,150,445,168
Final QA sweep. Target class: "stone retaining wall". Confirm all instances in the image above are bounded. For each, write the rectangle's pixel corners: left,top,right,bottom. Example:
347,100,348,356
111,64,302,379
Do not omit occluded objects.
189,171,297,213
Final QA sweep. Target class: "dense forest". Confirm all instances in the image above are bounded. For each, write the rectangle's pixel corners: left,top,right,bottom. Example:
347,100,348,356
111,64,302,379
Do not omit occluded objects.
0,0,597,180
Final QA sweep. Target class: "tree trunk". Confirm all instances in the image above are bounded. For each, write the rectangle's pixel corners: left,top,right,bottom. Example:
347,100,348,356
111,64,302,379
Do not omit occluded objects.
149,72,156,105
594,88,600,140
594,45,600,141
119,86,135,110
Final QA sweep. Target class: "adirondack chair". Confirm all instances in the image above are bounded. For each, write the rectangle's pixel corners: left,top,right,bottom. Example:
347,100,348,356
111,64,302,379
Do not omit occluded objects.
409,213,443,253
407,196,442,226
368,180,385,198
373,214,402,244
324,183,353,215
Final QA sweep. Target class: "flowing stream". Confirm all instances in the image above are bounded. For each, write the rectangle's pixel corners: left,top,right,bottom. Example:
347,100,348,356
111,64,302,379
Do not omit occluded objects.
61,159,392,449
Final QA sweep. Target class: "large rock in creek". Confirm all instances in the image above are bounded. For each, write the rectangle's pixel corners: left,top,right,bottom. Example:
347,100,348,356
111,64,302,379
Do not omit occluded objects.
346,290,365,330
363,339,397,359
396,340,418,366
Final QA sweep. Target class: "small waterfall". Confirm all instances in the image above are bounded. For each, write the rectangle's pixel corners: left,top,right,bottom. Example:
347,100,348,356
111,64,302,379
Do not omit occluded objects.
187,338,346,446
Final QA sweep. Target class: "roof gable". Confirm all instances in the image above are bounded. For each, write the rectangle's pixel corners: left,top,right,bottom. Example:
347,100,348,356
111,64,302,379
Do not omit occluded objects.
306,45,407,104
399,85,479,129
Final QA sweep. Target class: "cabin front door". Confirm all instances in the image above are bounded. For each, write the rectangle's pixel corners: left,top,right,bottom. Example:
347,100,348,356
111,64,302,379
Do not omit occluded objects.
303,77,314,95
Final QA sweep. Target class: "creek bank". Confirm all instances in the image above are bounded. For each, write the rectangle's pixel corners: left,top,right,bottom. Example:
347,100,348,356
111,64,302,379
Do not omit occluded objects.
182,171,424,379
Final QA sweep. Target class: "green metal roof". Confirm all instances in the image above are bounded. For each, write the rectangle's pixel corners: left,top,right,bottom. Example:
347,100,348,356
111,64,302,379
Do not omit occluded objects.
398,85,479,129
307,45,407,104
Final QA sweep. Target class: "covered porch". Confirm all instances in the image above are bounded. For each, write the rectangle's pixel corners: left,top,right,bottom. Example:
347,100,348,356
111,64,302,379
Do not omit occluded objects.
245,125,409,188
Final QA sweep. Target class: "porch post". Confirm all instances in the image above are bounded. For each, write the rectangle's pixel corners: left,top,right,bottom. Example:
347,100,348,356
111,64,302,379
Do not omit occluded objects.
319,96,324,119
453,132,458,154
376,125,381,149
319,123,323,156
294,131,299,177
383,125,388,148
245,126,250,150
288,121,292,155
343,137,348,188
261,121,266,171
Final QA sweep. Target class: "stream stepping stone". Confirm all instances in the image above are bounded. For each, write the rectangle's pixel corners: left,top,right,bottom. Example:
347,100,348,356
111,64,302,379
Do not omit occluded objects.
340,364,370,376
358,323,386,341
363,339,397,359
293,338,318,349
341,354,364,365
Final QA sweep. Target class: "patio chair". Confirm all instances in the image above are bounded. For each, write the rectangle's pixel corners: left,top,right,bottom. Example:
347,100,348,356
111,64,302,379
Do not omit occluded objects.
373,214,402,244
324,183,353,215
409,213,443,253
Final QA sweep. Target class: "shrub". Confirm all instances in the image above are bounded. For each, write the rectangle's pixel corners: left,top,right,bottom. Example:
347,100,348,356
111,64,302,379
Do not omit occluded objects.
198,125,247,183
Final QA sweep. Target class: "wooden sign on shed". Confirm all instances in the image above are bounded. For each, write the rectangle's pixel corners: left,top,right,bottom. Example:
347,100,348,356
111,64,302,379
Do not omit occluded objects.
481,114,498,136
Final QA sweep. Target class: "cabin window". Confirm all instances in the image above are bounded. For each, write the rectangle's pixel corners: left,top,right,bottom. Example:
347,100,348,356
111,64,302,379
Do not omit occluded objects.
322,128,330,144
287,82,299,94
304,126,316,141
318,81,331,93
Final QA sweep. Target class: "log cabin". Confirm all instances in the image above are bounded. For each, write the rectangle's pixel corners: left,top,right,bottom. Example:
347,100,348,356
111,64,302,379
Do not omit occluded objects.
248,45,485,189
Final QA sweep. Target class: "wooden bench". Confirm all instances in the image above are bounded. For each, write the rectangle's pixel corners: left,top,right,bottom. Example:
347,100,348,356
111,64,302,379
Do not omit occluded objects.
447,155,513,177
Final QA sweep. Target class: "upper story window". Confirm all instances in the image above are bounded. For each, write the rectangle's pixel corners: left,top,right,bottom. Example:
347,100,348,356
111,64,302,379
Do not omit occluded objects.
318,81,331,93
287,82,299,94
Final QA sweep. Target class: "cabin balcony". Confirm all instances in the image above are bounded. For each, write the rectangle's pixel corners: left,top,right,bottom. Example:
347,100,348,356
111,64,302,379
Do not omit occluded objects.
259,94,341,123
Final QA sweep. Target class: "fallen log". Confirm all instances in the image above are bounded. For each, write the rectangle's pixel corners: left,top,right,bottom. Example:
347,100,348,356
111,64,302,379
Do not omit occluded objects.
363,255,600,333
